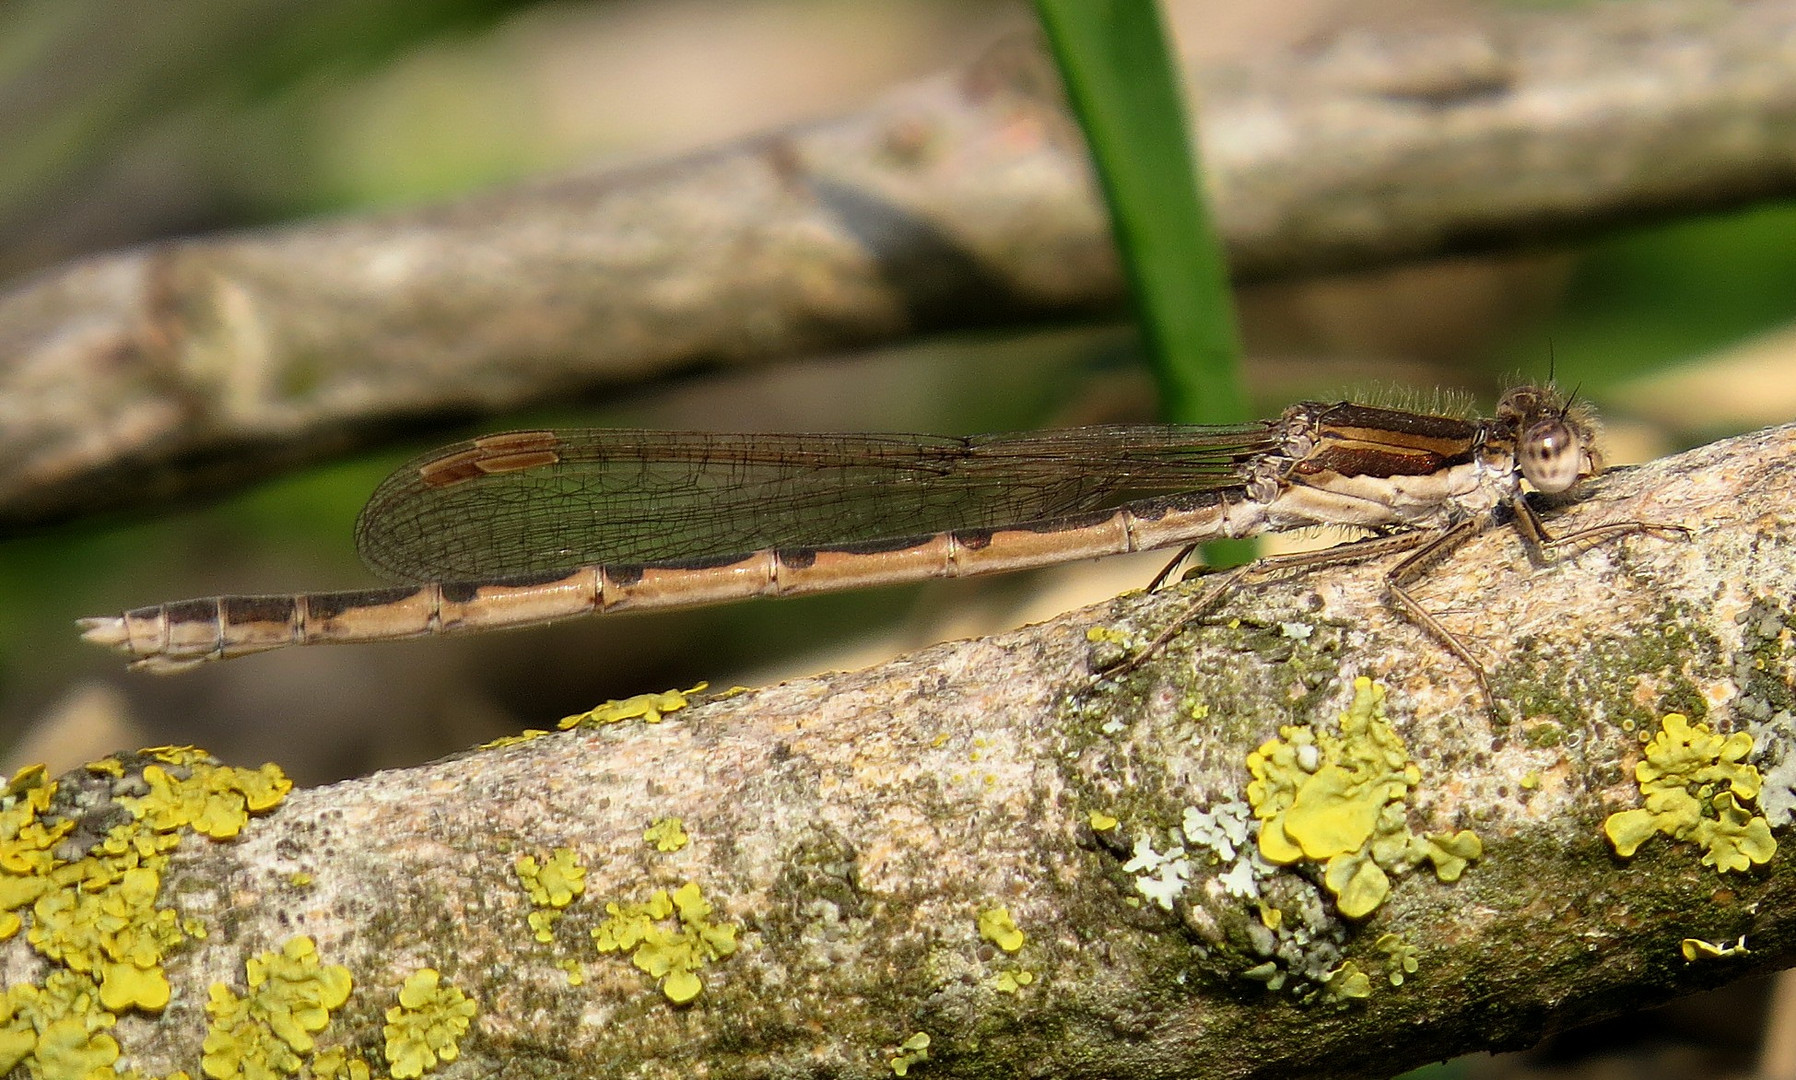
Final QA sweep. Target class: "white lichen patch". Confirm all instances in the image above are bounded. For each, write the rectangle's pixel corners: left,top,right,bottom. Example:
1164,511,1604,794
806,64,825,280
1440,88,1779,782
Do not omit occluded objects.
1736,597,1796,827
1120,834,1192,911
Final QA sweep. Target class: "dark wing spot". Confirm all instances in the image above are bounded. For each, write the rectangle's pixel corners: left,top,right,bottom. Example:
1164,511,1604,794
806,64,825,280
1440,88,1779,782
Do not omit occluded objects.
418,431,562,487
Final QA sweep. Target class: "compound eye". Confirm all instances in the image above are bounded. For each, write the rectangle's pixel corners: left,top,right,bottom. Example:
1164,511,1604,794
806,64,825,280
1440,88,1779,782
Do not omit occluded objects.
1519,419,1584,493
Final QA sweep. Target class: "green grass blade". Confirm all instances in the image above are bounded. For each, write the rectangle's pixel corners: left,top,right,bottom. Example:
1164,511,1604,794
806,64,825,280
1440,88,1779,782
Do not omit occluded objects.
1032,0,1246,428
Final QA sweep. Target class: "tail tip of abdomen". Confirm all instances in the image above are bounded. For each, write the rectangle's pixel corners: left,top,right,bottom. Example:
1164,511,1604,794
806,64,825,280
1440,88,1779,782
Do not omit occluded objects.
76,615,132,649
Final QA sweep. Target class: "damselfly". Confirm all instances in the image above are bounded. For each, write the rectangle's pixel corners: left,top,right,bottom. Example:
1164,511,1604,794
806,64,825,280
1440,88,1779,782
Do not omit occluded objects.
80,385,1678,700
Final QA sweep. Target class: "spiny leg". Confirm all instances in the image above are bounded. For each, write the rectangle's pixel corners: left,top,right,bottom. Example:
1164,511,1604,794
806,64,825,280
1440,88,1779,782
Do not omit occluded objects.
1509,495,1692,553
1383,518,1493,709
1088,530,1437,688
1145,542,1201,593
1088,564,1250,686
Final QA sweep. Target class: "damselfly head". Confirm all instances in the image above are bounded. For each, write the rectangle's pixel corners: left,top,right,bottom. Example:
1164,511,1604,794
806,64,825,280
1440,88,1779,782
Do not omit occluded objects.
1497,384,1600,493
1518,417,1585,493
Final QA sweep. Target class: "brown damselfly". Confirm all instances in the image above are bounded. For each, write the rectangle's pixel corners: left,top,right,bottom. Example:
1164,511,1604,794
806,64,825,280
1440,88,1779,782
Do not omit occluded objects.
80,384,1680,703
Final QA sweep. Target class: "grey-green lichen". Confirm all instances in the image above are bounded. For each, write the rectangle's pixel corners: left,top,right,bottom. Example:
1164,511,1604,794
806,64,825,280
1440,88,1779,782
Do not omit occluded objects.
1734,595,1796,826
1504,598,1718,729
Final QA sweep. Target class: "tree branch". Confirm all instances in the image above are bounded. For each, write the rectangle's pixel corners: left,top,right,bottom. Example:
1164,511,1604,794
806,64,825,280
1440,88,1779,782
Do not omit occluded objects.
5,0,1796,529
5,422,1794,1078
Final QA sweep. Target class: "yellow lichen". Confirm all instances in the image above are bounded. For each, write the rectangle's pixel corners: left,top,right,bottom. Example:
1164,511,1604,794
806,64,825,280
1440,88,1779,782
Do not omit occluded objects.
514,847,585,942
889,1032,931,1076
591,882,738,1004
515,848,586,909
1419,830,1483,882
479,729,549,750
382,968,477,1079
1244,678,1478,919
3,750,296,1080
643,818,689,852
1375,933,1421,986
1321,960,1373,1001
524,911,558,943
23,862,179,1013
125,753,292,840
7,763,51,792
201,936,353,1080
991,969,1034,994
1,971,121,1078
1321,851,1390,920
1603,713,1777,872
1681,935,1750,961
976,907,1025,953
559,683,707,729
1087,811,1118,832
310,1047,373,1080
1,768,68,894
0,993,30,1074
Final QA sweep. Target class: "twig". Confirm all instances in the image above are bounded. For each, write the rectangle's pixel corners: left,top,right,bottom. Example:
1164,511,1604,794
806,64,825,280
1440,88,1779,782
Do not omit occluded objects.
5,2,1796,529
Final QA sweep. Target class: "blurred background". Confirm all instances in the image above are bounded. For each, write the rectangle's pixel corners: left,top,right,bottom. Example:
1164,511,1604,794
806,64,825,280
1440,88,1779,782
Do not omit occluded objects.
0,2,1794,1074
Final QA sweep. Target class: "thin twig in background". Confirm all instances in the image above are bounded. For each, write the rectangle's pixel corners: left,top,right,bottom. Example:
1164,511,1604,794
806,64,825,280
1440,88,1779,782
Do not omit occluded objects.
4,0,1796,529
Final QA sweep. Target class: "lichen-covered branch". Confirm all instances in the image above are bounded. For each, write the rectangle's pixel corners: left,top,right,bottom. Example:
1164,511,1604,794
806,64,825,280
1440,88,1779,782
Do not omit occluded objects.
6,0,1796,529
2,425,1795,1079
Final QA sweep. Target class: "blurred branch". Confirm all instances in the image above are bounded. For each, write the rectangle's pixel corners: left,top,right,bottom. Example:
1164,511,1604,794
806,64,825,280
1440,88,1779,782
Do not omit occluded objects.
7,421,1795,1077
0,0,526,274
7,0,1796,530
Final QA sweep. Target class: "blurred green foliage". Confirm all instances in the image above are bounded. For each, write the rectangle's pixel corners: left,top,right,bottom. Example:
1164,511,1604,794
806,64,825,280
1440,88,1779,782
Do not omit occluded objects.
0,0,536,230
1503,203,1796,385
